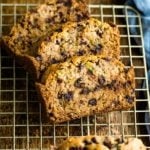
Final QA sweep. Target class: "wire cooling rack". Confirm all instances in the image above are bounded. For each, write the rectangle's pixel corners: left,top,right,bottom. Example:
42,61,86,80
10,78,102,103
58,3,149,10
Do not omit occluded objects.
0,2,150,149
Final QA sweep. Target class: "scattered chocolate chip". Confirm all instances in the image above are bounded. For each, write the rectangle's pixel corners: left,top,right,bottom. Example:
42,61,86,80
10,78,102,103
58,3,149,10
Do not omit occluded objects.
77,24,85,32
77,14,83,21
57,91,73,101
125,95,134,104
91,44,102,54
80,87,90,95
59,12,63,18
77,50,85,56
50,58,59,64
98,75,105,85
55,39,60,44
77,63,83,71
103,140,112,148
45,18,52,23
64,0,72,7
91,137,99,144
88,98,97,106
83,139,92,145
108,22,116,27
96,60,100,65
57,78,63,83
96,30,103,37
69,147,83,150
74,78,85,88
49,112,54,117
60,51,68,60
102,57,111,62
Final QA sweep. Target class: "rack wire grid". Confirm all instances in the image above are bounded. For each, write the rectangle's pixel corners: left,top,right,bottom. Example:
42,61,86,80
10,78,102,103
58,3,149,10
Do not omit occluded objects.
0,2,150,149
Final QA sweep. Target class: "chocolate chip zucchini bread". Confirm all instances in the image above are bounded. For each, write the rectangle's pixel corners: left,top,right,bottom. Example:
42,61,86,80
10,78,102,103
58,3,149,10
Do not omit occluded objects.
2,0,89,79
36,55,135,123
37,18,120,73
56,136,146,150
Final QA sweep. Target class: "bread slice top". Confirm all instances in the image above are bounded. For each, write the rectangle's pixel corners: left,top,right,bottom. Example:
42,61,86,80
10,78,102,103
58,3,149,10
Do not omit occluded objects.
36,55,135,123
37,18,120,72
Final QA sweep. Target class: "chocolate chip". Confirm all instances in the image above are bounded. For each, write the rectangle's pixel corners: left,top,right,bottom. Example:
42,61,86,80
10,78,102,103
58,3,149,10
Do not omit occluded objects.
88,98,97,106
103,137,113,149
77,63,83,71
77,50,85,56
55,39,60,44
83,139,92,145
57,78,63,83
50,58,59,64
108,22,116,27
125,95,134,104
74,78,85,88
98,75,105,85
61,18,67,23
91,44,102,54
57,91,73,101
64,0,72,7
49,112,54,117
45,18,52,23
59,12,63,18
77,14,83,21
91,137,99,144
102,57,111,62
77,24,85,32
69,147,83,150
60,51,67,60
80,87,90,95
96,30,103,37
96,60,100,65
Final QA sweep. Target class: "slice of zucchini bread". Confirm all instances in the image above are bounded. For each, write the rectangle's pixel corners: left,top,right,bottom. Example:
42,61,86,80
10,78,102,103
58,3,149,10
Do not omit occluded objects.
2,0,89,79
36,55,135,123
37,18,120,74
56,136,146,150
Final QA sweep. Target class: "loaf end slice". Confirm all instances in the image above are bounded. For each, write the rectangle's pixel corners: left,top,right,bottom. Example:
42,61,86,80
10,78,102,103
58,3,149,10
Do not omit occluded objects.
2,0,89,79
36,55,135,123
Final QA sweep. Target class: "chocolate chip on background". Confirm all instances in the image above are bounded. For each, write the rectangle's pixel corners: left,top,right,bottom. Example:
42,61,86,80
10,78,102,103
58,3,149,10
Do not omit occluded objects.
91,44,102,55
80,87,90,95
77,50,85,56
88,98,97,106
57,91,73,101
125,95,134,104
57,78,63,83
74,78,85,88
69,147,83,150
76,63,83,71
102,57,111,62
91,137,99,144
83,139,92,145
50,58,59,64
96,30,103,37
98,75,106,85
